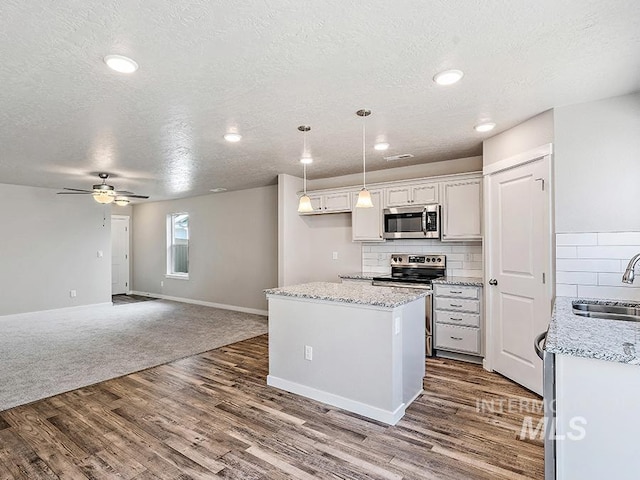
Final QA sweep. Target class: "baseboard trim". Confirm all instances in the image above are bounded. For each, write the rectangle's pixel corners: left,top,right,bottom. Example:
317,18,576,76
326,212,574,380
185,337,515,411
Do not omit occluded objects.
266,375,413,425
130,291,268,317
0,302,114,321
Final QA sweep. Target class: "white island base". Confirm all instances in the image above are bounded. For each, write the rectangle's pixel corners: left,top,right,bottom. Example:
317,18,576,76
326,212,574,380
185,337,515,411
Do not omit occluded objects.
266,288,426,425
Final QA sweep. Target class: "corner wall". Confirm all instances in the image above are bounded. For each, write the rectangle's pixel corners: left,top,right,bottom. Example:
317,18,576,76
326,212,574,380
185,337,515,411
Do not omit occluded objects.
0,183,112,316
132,185,278,312
482,110,554,166
554,92,640,300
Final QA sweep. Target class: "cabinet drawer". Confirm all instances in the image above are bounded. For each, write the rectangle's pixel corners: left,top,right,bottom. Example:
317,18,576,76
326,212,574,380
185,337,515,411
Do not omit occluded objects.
434,310,480,328
435,324,480,354
434,297,479,313
434,285,479,299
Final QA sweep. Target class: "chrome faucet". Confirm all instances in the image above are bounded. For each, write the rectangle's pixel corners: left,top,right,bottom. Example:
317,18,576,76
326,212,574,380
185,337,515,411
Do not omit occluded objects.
622,253,640,284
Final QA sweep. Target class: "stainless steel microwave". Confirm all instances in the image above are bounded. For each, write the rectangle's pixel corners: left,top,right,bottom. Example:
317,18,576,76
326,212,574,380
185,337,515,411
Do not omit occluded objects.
383,204,441,239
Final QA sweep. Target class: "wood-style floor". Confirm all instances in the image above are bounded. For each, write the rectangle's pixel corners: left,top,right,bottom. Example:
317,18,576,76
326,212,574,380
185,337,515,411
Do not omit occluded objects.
111,294,159,306
0,335,544,479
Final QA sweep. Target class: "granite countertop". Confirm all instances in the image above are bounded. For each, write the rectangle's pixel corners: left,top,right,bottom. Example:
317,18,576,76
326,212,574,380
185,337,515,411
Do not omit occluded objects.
338,273,375,280
546,297,640,365
265,282,429,309
431,276,484,287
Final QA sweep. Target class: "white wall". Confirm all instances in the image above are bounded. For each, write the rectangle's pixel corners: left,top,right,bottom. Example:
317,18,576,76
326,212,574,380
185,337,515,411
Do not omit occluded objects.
554,92,640,233
278,174,361,286
553,92,640,300
0,183,112,316
132,185,277,312
279,157,484,286
482,110,554,166
308,156,482,190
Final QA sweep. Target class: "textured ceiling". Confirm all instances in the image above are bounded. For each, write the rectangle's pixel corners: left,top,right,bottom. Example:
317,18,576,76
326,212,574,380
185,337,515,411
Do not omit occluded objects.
0,0,639,201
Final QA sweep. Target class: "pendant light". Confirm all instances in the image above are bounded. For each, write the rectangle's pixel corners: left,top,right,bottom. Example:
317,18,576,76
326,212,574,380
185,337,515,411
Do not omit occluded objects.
355,109,374,208
297,125,314,213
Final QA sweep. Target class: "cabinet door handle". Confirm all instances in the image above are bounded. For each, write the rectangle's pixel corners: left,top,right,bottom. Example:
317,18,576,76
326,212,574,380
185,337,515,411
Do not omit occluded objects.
450,336,463,341
450,317,463,321
450,304,463,308
450,290,463,294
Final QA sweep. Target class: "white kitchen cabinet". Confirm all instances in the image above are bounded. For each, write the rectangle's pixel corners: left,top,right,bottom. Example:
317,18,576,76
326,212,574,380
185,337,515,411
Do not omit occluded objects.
434,284,483,358
441,178,482,241
554,354,640,480
351,189,384,241
300,191,351,215
385,182,438,207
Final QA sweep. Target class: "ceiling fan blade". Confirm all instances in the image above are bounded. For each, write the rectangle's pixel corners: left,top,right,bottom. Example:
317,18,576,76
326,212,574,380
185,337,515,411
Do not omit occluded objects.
125,194,149,199
115,190,136,195
62,187,93,193
57,191,91,195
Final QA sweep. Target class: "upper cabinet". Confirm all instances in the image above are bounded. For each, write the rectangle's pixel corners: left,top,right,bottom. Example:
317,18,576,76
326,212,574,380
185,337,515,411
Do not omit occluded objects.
351,189,384,242
301,191,351,215
298,172,483,242
441,179,482,241
385,182,438,207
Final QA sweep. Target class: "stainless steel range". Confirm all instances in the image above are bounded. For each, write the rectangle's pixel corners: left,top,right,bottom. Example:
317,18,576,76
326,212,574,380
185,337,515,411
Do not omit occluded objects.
372,254,446,356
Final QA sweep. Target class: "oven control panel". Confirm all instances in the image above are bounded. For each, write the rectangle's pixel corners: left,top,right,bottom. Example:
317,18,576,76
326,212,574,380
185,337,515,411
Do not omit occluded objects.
391,254,446,268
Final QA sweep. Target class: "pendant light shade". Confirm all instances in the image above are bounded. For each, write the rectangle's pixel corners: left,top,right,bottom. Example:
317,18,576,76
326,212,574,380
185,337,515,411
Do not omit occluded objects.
298,193,313,213
355,187,373,208
297,125,314,213
356,109,374,208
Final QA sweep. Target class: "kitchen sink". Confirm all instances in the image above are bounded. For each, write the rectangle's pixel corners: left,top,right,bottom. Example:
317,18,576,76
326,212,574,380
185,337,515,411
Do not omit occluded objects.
572,301,640,322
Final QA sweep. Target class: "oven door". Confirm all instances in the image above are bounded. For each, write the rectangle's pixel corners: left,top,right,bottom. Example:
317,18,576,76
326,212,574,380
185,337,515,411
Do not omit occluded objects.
383,206,426,239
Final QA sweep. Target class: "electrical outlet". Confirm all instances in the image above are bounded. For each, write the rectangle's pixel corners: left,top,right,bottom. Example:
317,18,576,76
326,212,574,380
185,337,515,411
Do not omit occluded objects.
160,280,164,287
304,345,313,361
378,253,387,262
332,251,338,260
97,250,103,258
70,290,77,298
464,252,473,262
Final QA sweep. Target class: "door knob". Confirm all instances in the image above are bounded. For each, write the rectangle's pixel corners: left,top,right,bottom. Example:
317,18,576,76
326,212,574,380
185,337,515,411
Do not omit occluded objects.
489,279,498,286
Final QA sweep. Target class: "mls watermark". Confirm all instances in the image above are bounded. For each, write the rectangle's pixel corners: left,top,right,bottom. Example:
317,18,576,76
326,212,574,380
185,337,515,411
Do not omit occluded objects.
476,397,587,441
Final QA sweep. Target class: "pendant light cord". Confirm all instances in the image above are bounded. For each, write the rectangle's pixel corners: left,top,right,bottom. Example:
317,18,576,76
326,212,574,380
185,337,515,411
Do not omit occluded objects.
362,119,366,189
303,129,308,194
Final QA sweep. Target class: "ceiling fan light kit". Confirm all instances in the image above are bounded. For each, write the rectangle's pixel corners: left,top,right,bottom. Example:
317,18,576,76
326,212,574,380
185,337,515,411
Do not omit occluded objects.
57,173,148,206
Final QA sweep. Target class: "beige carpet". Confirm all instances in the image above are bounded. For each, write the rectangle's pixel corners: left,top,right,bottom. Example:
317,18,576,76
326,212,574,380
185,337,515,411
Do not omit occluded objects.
0,300,268,411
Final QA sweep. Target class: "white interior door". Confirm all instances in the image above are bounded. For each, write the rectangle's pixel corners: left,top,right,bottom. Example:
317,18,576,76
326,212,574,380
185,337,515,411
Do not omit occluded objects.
487,155,551,395
111,216,130,295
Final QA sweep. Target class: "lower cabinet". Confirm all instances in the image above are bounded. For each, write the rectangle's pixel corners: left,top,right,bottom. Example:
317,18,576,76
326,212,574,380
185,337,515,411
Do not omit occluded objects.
434,284,483,357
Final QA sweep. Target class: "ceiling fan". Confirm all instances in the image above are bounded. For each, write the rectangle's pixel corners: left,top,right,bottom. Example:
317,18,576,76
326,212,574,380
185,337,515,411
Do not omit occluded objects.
57,173,149,206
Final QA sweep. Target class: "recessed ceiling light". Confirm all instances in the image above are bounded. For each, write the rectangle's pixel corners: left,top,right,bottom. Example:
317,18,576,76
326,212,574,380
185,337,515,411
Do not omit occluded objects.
374,142,390,151
433,69,464,86
210,188,227,193
474,122,496,133
104,55,139,74
224,132,242,142
300,156,313,164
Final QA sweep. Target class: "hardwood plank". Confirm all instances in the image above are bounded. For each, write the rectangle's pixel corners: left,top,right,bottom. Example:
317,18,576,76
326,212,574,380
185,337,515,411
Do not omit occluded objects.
0,334,543,479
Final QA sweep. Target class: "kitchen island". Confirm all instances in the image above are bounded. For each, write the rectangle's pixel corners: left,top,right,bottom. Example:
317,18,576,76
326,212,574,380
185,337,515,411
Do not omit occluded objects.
265,282,428,425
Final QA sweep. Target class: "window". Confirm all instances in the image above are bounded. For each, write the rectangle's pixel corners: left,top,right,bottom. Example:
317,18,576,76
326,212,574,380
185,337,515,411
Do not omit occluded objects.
167,213,189,278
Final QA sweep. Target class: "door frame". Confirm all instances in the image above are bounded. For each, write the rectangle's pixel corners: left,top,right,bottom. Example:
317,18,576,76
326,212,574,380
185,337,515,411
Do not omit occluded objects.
111,214,131,295
482,143,555,373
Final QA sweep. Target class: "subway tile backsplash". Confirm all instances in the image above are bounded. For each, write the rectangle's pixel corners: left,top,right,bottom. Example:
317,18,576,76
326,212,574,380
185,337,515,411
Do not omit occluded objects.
556,232,640,301
362,239,483,278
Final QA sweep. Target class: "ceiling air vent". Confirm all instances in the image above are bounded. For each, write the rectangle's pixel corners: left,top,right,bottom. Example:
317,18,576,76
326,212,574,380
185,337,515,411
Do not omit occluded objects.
384,153,414,162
